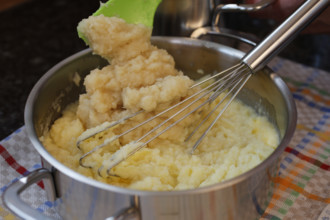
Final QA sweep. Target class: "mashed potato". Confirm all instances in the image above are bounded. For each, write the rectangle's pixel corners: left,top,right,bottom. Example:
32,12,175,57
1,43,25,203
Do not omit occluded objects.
42,15,279,191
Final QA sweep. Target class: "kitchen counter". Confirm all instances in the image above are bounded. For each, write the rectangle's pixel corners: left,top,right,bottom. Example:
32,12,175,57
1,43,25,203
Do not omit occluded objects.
0,0,329,140
0,0,99,139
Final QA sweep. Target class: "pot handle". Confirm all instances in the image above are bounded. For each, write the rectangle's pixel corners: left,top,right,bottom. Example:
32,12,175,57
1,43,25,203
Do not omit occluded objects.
212,0,276,27
191,0,275,44
106,195,140,220
191,26,257,47
106,206,140,220
2,168,56,220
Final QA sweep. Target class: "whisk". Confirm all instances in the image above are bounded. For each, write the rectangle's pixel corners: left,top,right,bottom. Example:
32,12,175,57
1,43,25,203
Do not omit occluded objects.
77,0,329,176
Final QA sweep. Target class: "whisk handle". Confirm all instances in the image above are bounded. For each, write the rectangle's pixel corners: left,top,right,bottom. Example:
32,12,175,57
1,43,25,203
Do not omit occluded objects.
242,0,329,72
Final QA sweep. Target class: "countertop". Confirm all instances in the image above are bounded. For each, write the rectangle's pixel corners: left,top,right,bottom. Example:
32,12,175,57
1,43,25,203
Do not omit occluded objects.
1,0,329,140
0,0,99,140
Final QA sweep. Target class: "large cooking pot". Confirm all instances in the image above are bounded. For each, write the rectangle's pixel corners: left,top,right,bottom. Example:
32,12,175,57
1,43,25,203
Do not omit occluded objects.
2,37,296,220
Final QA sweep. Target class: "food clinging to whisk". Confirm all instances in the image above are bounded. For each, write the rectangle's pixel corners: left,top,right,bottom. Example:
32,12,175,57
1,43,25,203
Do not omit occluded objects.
41,15,279,191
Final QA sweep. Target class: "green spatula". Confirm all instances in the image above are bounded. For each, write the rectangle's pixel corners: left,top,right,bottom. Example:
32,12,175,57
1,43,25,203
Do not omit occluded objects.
78,0,162,42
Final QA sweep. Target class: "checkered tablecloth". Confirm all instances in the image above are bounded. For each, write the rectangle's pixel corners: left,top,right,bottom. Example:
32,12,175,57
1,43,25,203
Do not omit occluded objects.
0,57,329,220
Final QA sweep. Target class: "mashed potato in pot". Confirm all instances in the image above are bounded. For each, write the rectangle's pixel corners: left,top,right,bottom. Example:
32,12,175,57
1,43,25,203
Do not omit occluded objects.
42,15,279,191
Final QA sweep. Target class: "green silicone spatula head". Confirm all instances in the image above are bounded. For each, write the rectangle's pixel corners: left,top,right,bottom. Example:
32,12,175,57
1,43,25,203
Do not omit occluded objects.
78,0,162,42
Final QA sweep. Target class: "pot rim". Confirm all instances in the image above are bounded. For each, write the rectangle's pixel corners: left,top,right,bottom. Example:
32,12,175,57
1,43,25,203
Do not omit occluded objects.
24,37,297,196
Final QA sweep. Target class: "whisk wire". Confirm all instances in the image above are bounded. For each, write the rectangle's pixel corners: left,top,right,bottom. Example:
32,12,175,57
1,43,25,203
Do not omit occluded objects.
79,63,253,175
77,110,143,149
78,66,241,168
101,70,239,174
192,63,241,89
186,66,248,145
190,64,252,152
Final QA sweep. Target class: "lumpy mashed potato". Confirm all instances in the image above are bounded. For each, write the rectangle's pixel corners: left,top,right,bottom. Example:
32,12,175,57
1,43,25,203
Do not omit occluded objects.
42,15,279,191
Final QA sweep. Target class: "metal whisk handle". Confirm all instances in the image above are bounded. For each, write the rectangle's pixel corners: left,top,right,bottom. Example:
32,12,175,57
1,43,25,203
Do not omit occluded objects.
242,0,329,72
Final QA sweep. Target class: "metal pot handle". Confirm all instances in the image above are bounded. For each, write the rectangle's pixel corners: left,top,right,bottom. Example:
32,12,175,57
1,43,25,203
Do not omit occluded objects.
191,0,275,41
106,206,140,220
106,195,140,220
191,26,257,47
2,168,56,220
212,0,276,27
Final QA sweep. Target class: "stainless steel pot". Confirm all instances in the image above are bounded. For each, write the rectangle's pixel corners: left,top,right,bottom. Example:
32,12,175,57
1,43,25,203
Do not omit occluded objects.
153,0,275,36
2,37,296,220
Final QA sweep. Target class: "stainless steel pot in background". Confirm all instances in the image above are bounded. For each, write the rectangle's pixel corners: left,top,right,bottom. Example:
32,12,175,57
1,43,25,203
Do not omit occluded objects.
153,0,214,36
153,0,275,37
2,37,296,220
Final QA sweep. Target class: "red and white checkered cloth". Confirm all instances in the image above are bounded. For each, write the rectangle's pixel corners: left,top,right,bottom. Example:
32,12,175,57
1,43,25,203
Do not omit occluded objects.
1,57,329,220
